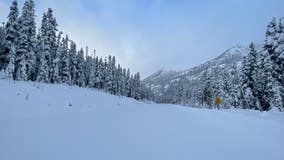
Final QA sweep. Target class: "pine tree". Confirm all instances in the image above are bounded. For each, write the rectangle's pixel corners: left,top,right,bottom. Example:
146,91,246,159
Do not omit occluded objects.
50,31,62,83
0,26,6,62
201,68,213,108
111,56,117,94
121,68,127,96
36,13,49,83
76,48,85,87
5,45,16,79
177,77,187,104
45,8,59,83
69,41,77,85
229,63,241,108
60,35,70,84
95,57,104,89
15,0,36,81
240,43,259,109
84,47,92,87
105,55,116,94
260,18,284,111
116,64,123,95
2,0,19,76
275,18,284,111
88,55,96,88
125,69,131,97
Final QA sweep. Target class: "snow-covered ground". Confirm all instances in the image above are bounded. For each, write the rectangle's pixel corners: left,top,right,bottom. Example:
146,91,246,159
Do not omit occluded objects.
0,80,283,160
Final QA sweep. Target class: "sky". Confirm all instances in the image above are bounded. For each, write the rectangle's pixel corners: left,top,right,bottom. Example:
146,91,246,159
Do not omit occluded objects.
0,0,284,78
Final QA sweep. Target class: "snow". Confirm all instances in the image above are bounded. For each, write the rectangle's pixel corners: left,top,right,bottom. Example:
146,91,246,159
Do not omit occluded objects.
0,80,284,160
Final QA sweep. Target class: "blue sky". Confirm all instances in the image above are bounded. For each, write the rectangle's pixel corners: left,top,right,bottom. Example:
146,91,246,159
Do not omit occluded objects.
1,0,284,78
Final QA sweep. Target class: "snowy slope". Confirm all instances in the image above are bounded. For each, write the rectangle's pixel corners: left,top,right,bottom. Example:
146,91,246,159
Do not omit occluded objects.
0,80,283,160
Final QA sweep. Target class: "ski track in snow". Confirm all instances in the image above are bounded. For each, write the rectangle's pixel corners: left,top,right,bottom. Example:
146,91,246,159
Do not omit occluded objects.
0,80,283,160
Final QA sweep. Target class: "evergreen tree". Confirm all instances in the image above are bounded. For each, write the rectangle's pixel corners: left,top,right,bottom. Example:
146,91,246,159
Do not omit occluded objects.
201,69,213,108
88,56,96,88
134,72,142,100
15,0,36,81
275,18,284,111
260,17,284,111
105,55,116,94
0,26,6,61
229,63,241,108
45,8,59,83
121,68,127,96
116,64,123,95
240,43,259,109
95,57,104,89
69,41,77,85
125,69,131,97
50,31,62,83
84,47,92,86
60,35,70,84
36,13,49,83
2,0,19,76
76,48,85,87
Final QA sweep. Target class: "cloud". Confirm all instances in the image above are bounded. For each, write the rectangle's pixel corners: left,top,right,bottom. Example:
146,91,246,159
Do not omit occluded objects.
1,0,284,78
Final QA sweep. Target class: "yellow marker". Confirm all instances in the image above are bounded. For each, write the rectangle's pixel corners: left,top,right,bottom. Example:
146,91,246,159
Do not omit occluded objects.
215,98,222,105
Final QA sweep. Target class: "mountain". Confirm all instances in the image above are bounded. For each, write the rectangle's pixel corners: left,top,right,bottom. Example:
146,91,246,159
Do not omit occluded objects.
143,45,260,102
1,79,283,160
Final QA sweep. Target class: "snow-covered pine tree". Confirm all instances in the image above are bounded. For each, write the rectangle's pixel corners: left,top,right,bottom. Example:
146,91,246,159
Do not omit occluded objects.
0,26,6,64
50,31,62,84
60,35,70,84
264,18,281,85
116,64,123,95
134,72,142,100
275,18,284,111
88,55,96,88
176,77,187,104
76,48,85,87
45,8,59,83
105,55,115,94
259,51,282,111
259,18,284,111
1,0,19,78
130,74,135,98
69,41,77,85
219,68,232,109
15,0,36,81
240,43,259,110
102,57,109,92
111,56,117,94
121,68,127,96
201,68,213,108
36,13,49,83
95,57,104,89
229,63,241,108
125,69,131,97
84,47,92,87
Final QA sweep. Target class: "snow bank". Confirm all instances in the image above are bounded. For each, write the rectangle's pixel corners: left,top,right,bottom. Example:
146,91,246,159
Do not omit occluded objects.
0,80,283,160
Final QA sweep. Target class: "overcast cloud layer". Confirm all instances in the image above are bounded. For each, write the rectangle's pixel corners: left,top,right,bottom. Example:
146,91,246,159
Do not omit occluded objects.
1,0,284,78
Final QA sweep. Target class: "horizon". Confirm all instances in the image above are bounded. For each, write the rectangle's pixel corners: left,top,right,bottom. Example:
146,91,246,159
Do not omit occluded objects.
1,0,284,78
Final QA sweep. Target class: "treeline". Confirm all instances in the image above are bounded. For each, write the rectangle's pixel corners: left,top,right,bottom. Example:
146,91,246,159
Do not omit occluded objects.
156,18,284,112
0,0,153,100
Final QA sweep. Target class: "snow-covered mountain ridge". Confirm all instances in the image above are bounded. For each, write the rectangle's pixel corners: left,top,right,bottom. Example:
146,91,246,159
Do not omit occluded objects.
143,45,259,97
